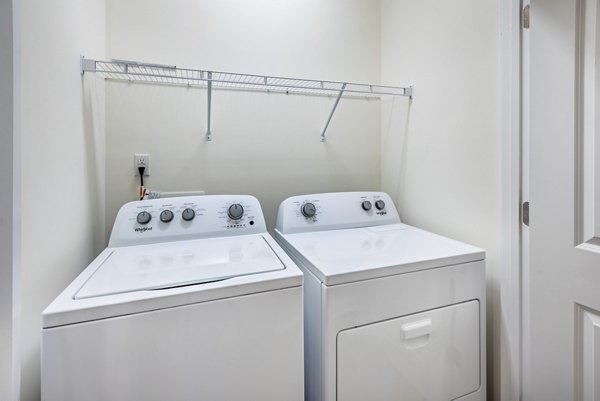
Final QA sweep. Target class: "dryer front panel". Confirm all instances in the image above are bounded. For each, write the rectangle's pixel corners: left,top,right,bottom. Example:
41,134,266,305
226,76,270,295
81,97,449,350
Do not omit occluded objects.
336,300,480,401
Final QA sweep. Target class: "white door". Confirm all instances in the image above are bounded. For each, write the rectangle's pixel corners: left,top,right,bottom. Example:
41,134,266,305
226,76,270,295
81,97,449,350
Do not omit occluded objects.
526,0,600,400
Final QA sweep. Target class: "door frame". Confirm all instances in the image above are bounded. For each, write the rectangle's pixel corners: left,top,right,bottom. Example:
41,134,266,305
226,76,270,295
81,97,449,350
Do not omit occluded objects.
0,0,14,395
500,0,524,400
0,0,20,400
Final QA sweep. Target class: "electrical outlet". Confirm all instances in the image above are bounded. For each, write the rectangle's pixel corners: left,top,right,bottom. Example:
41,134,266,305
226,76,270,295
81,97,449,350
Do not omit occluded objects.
134,154,150,176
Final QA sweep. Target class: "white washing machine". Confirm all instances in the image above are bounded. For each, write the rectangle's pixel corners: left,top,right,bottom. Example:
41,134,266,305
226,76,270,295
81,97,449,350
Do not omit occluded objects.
274,191,486,401
42,195,304,401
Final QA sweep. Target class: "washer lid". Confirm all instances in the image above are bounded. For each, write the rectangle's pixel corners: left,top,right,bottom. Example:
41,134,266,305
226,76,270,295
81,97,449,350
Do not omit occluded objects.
277,223,484,285
75,235,285,299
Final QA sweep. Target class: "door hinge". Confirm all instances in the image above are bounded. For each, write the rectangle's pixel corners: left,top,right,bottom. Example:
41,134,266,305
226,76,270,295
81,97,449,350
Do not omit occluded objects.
523,4,530,29
522,201,530,226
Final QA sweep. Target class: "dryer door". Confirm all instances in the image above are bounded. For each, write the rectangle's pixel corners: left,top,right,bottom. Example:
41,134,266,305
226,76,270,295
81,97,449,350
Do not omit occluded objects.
337,301,480,401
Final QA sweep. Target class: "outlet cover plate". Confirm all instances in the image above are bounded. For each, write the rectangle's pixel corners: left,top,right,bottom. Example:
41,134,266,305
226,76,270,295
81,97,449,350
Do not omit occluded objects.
134,154,150,176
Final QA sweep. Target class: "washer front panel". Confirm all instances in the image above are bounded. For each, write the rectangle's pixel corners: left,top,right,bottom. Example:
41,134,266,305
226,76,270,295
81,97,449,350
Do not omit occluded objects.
43,287,304,401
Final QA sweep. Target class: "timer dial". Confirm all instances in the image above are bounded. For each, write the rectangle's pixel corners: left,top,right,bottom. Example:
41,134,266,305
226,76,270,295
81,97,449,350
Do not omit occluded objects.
301,203,317,218
375,200,386,210
228,204,244,220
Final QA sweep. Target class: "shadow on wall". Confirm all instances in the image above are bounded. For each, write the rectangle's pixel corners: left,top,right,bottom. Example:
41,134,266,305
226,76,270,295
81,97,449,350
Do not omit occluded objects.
81,74,106,252
381,96,412,218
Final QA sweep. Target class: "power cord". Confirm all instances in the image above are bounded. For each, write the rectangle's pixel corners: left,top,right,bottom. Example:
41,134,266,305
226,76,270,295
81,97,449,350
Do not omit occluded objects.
138,166,145,187
138,166,146,200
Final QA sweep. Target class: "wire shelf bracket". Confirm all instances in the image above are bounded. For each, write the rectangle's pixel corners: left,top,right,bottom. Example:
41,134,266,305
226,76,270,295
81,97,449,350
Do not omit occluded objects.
81,56,413,141
321,83,346,142
206,71,213,141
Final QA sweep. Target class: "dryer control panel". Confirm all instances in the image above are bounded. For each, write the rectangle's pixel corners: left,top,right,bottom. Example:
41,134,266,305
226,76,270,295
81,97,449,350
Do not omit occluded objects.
275,192,401,234
109,195,267,247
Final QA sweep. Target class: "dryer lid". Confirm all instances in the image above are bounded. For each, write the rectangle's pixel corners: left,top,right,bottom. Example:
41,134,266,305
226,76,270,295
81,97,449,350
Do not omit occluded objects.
75,235,285,299
278,223,484,285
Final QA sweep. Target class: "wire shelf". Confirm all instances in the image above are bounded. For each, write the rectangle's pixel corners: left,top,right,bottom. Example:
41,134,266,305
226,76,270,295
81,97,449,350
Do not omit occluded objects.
80,57,413,140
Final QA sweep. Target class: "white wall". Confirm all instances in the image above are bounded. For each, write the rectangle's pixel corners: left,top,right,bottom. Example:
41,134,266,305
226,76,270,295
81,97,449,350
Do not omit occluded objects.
380,1,501,400
17,1,105,399
0,0,15,399
105,0,386,233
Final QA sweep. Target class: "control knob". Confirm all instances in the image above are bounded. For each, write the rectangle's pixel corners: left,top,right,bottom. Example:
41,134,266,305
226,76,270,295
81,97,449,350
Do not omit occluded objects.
182,208,196,221
160,210,174,223
136,211,152,225
375,200,386,210
301,202,317,218
361,201,372,211
228,204,244,220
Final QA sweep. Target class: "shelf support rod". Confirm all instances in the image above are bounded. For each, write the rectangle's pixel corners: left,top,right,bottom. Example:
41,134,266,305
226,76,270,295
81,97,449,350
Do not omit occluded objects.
321,83,347,142
206,71,213,141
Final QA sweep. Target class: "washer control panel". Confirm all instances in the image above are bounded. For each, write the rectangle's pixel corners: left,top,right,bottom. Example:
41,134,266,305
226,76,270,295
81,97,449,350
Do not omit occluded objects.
109,195,266,247
276,192,401,234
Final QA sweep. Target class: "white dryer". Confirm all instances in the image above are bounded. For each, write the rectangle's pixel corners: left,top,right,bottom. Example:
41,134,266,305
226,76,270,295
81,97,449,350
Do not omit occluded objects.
42,195,304,401
275,192,486,401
